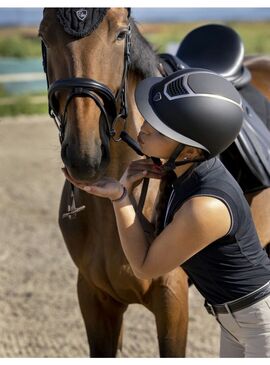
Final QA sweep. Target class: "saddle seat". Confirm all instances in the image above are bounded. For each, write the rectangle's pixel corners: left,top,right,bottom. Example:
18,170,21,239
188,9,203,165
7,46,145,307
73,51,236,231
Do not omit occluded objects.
176,23,251,89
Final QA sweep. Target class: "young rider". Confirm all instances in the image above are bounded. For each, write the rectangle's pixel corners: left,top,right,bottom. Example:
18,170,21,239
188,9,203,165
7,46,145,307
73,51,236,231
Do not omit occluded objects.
63,69,270,357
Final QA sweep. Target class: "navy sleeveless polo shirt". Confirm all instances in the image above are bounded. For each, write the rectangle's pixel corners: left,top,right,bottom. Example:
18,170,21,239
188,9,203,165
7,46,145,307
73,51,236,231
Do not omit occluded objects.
164,157,270,304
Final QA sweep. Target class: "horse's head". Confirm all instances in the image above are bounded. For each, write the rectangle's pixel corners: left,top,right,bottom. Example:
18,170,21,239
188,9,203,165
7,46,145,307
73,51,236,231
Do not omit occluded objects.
39,8,133,183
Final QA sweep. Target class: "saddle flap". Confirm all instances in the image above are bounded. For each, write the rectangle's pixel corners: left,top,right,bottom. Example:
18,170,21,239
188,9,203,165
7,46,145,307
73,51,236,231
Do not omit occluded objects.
234,98,270,187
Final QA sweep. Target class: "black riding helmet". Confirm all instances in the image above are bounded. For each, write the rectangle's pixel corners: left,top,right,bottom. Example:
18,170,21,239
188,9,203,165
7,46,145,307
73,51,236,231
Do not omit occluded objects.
135,68,244,159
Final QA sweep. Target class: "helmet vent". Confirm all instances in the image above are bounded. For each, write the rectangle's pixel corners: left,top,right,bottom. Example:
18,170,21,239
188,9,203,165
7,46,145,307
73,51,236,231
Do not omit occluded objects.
166,77,188,97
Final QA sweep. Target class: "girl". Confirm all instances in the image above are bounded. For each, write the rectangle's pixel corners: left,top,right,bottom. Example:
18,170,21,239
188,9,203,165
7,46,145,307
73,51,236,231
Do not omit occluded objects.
63,69,270,357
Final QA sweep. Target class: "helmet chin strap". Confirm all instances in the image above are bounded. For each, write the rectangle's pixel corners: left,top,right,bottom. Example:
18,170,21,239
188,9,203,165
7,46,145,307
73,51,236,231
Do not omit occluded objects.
162,143,205,172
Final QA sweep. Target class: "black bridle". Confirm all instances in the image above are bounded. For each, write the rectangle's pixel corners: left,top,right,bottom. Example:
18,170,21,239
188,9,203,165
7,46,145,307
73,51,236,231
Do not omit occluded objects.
42,24,131,145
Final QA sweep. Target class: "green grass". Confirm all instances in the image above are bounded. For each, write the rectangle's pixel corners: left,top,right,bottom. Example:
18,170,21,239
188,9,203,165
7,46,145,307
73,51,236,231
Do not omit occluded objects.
143,21,270,54
0,98,48,116
0,84,7,97
0,86,48,116
227,22,270,54
0,102,47,116
0,35,41,58
144,22,204,53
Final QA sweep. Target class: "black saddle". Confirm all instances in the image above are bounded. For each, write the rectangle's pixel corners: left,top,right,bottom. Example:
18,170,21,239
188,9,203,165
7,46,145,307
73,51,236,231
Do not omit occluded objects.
159,23,270,193
176,23,251,89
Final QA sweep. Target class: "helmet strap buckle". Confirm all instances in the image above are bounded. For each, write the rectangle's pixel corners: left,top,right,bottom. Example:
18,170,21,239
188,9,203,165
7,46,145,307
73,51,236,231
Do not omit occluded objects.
163,143,185,171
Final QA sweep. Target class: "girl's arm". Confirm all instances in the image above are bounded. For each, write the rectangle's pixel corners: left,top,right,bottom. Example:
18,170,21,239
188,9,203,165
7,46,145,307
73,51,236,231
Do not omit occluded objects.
62,160,231,279
112,193,231,279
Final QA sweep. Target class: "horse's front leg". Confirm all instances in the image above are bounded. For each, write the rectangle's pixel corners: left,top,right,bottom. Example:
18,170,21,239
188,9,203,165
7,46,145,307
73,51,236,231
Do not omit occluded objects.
77,272,127,357
145,268,189,357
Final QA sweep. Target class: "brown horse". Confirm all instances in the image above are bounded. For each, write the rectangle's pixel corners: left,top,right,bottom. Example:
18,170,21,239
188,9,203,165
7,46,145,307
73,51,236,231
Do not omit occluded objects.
243,55,270,249
245,55,270,101
39,8,270,357
39,8,188,357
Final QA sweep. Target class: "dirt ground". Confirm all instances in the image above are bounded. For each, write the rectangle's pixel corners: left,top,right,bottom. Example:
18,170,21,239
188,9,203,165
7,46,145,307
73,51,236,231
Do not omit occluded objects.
0,115,220,357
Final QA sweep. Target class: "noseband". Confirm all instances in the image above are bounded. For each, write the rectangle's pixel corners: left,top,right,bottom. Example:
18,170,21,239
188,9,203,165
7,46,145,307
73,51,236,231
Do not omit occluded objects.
42,24,131,145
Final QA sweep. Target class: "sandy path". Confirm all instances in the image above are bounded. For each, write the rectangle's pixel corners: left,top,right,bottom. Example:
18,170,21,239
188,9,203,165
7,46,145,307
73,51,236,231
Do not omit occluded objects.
0,115,219,357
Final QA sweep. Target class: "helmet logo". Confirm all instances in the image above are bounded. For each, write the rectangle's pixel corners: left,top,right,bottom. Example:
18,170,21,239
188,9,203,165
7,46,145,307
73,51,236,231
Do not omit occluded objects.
153,92,162,102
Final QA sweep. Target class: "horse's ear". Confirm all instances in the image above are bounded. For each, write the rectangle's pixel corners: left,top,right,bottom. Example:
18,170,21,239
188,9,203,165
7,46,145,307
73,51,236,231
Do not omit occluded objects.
126,8,131,18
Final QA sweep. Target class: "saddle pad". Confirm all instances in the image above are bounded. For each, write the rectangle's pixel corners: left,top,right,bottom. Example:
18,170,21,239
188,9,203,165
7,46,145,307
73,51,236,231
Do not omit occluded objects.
234,98,270,188
239,83,270,130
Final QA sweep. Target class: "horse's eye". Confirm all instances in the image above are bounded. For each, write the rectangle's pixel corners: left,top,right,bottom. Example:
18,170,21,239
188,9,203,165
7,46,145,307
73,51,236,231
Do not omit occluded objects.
116,30,127,41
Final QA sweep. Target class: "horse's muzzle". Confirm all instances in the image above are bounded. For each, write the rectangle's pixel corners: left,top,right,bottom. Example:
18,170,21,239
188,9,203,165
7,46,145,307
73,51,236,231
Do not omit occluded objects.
65,166,105,185
61,141,109,183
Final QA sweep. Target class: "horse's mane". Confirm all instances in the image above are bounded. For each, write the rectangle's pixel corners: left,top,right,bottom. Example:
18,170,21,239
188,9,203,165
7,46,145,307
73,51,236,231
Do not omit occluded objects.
130,18,160,78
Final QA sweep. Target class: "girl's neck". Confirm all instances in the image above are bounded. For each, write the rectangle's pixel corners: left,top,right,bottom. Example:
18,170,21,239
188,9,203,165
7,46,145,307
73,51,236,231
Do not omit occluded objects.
160,159,195,178
174,162,195,178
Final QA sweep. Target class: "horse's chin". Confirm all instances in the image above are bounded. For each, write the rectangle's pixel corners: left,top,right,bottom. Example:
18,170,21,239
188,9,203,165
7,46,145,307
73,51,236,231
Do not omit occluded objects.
65,166,106,185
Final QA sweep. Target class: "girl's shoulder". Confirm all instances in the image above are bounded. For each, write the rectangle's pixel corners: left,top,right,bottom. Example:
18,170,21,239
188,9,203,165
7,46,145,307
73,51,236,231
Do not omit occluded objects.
168,158,248,235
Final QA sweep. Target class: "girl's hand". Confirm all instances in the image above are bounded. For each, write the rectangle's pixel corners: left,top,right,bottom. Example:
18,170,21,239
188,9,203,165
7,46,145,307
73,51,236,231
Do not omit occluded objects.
62,168,124,201
120,157,165,194
62,158,164,199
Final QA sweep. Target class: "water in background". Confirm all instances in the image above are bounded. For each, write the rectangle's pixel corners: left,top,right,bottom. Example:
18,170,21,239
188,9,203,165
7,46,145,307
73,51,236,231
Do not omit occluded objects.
0,58,46,95
4,80,46,95
0,58,42,74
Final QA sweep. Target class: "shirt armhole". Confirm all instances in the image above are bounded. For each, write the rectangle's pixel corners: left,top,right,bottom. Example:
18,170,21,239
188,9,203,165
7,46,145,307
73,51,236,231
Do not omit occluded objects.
190,194,235,237
169,191,238,237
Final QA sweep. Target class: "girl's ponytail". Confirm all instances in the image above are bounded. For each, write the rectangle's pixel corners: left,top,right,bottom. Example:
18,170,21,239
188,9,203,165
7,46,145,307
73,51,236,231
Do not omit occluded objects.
154,170,177,236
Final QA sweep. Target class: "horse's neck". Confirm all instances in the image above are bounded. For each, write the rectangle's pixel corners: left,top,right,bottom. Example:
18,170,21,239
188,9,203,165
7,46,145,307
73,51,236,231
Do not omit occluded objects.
244,55,270,101
125,73,146,136
106,71,161,222
125,66,161,137
106,73,151,179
